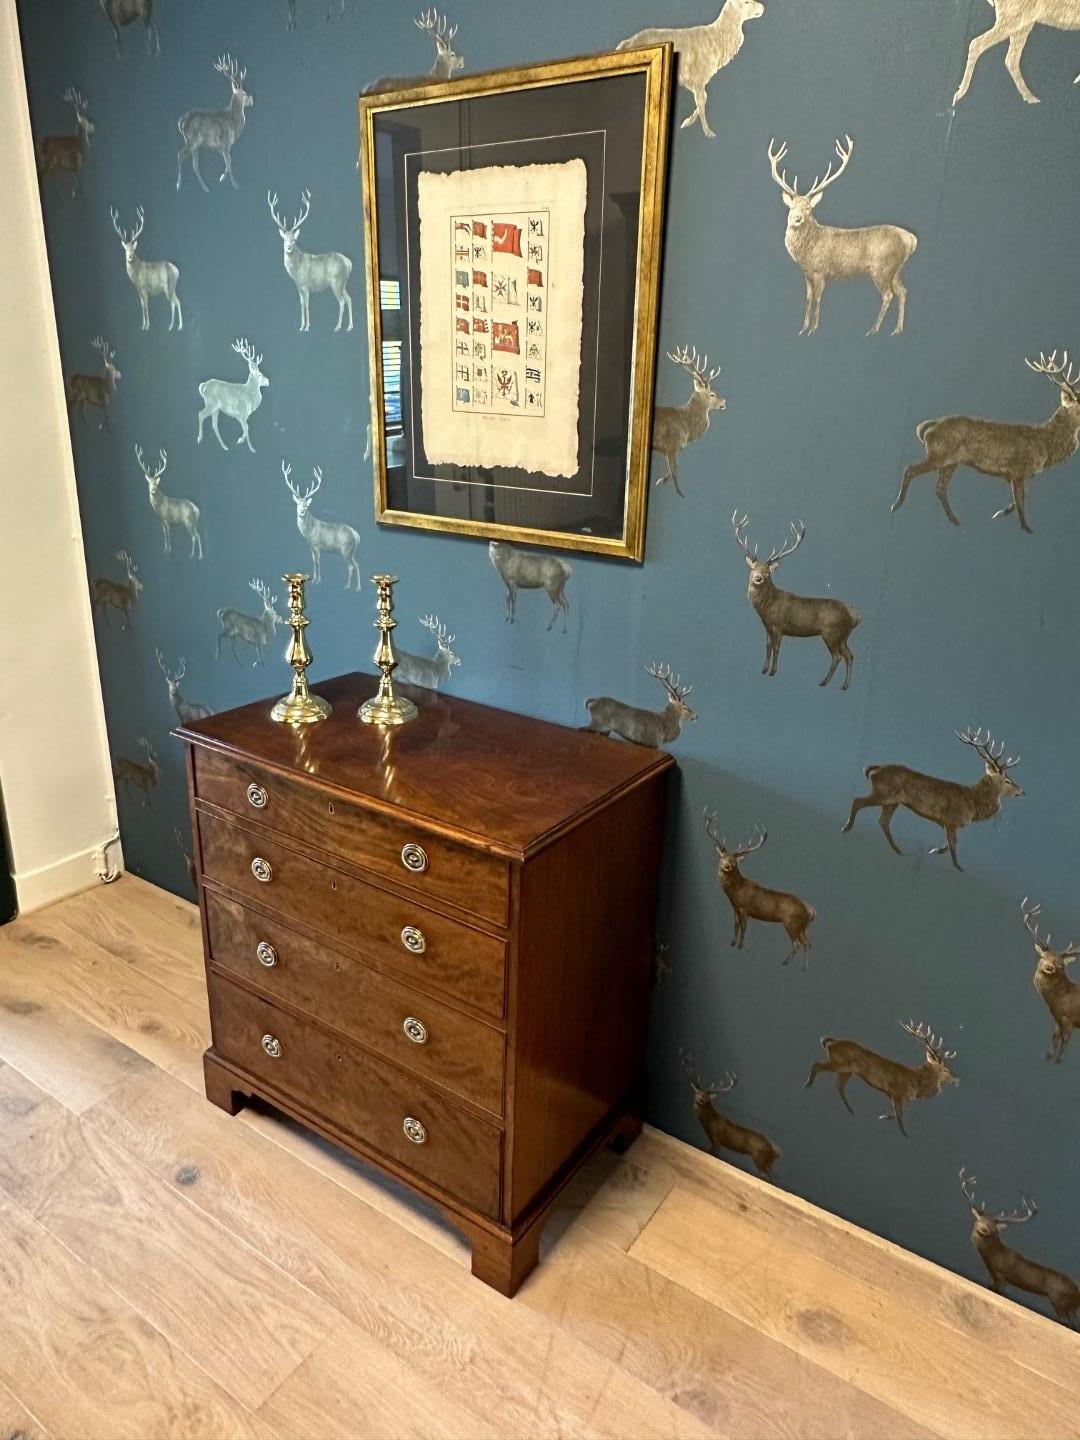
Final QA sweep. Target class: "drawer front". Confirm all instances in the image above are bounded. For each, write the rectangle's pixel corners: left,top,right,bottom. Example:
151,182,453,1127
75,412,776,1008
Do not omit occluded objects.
208,972,501,1217
198,811,506,1019
204,892,505,1116
193,747,508,925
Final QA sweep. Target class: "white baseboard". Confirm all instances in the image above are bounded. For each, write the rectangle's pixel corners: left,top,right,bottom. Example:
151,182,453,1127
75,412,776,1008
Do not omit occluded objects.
12,837,124,915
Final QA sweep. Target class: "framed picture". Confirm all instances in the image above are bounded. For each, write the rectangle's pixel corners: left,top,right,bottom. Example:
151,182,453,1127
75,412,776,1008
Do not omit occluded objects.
359,44,673,562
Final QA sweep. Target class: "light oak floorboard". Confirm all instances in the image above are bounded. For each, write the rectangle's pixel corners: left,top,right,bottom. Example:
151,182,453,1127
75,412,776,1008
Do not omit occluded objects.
57,884,207,1008
0,1375,51,1440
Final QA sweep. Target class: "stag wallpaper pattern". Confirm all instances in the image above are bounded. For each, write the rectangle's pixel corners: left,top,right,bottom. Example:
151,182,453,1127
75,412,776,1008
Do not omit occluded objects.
18,0,1080,1323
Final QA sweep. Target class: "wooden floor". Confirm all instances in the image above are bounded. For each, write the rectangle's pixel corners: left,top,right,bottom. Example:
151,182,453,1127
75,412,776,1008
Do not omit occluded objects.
0,879,1077,1440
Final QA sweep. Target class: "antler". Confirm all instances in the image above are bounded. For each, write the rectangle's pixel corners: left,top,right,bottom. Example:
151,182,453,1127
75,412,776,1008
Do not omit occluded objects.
154,649,183,683
282,459,318,503
900,1018,956,1063
955,726,1020,774
711,1070,738,1095
137,735,153,754
732,511,757,561
134,444,167,481
646,660,693,700
232,337,261,367
959,1166,982,1215
64,87,87,110
766,520,806,567
1025,349,1080,399
667,344,720,381
420,614,452,644
110,206,135,242
766,139,797,197
267,189,309,232
91,335,107,354
703,809,766,858
1021,898,1079,960
415,8,454,37
767,135,853,200
214,53,245,82
249,577,271,602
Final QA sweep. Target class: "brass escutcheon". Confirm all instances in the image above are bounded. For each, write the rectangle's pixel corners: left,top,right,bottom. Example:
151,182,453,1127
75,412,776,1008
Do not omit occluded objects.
401,925,426,955
403,1016,428,1045
261,1034,282,1058
256,941,277,968
400,842,428,873
402,1115,427,1145
247,782,268,809
251,857,273,884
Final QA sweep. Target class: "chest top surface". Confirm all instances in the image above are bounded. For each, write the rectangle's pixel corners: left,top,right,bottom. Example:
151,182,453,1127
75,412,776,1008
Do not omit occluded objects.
176,671,673,857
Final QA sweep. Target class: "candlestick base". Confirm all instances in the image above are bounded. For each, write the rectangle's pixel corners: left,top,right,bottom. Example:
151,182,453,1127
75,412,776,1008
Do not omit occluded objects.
358,686,417,727
271,687,332,725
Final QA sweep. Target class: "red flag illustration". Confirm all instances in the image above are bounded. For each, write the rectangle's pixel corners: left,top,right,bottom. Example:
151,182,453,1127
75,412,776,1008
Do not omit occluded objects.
472,220,487,238
456,317,470,334
473,317,489,333
492,320,520,354
492,223,522,257
472,269,488,287
527,268,544,287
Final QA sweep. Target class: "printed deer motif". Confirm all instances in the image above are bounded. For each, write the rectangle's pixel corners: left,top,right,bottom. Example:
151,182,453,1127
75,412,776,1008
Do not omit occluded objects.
704,816,815,967
395,616,461,690
99,0,159,58
806,1021,958,1137
893,351,1080,534
110,207,182,331
953,1,1080,106
488,542,571,633
113,737,160,806
90,550,142,631
135,446,202,559
156,652,212,724
1021,899,1080,1063
67,337,120,430
732,513,860,689
216,579,284,666
197,339,268,453
618,1,765,138
766,135,917,336
267,191,353,332
960,1169,1080,1327
282,462,362,589
584,663,697,746
36,89,94,195
177,55,252,193
363,9,464,94
650,346,725,496
680,1048,781,1178
843,727,1023,871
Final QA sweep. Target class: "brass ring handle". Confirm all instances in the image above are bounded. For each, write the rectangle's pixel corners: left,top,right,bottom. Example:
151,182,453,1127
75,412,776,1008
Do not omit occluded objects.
400,842,428,874
251,857,273,884
402,1116,427,1145
401,925,426,955
246,783,268,809
261,1034,282,1059
403,1016,428,1046
256,941,278,968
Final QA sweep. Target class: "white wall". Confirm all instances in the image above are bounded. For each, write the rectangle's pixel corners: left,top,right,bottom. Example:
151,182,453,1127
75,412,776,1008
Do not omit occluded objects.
0,0,120,913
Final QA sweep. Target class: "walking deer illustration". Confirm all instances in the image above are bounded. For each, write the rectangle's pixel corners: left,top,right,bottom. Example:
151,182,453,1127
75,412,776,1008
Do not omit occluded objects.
704,815,815,967
99,0,159,58
216,579,284,665
196,339,268,453
282,462,362,589
488,542,571,633
177,55,252,193
617,1,765,138
584,663,697,746
960,1169,1080,1327
893,351,1080,534
113,737,160,806
67,337,120,430
806,1021,958,1137
650,346,725,496
732,512,860,689
843,727,1023,871
135,446,202,559
953,0,1080,106
267,191,353,332
680,1048,781,1178
766,135,917,336
363,10,464,94
90,550,142,631
1021,899,1080,1063
110,207,182,331
36,89,94,195
156,652,212,724
395,615,461,690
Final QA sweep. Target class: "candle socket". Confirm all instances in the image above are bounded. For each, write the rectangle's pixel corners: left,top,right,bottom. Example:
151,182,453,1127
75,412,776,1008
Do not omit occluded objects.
358,574,417,727
270,573,332,725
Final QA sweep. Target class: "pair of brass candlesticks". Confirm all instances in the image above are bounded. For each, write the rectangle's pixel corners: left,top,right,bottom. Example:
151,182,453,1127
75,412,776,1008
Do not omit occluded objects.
269,572,416,728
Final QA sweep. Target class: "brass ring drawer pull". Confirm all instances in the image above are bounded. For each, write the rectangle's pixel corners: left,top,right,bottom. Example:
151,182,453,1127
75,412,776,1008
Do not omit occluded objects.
402,1116,427,1145
246,783,268,809
400,842,428,874
403,1016,428,1046
251,857,273,884
401,925,426,955
261,1034,282,1059
256,941,278,968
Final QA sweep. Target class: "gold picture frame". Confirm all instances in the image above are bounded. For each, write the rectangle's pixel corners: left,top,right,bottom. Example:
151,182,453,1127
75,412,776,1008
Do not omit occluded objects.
359,43,673,562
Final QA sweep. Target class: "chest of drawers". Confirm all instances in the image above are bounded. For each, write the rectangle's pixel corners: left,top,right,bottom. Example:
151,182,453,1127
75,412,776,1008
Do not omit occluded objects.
177,671,673,1295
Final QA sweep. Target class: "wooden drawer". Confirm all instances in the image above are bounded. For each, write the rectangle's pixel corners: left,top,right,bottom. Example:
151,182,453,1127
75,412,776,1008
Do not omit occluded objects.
207,971,501,1218
204,892,505,1116
193,747,508,925
197,811,507,1019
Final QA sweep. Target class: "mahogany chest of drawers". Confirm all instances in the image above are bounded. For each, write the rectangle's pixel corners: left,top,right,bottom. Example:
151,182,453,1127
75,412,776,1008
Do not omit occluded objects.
177,671,673,1295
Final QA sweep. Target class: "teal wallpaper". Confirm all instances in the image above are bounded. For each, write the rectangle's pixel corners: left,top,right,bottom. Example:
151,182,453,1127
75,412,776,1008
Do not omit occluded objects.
19,0,1080,1324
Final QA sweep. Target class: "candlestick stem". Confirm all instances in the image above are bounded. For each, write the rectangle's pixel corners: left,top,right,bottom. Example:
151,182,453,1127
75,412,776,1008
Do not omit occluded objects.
358,574,417,726
270,573,331,724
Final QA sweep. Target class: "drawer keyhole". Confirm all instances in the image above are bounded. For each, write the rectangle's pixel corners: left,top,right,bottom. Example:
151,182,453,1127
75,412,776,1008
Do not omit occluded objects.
328,802,335,816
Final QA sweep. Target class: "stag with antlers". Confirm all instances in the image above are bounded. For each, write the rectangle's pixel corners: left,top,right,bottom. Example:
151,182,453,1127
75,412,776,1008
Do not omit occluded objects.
267,190,354,332
395,615,461,691
135,446,202,559
1021,899,1080,1063
177,55,252,193
584,663,697,747
704,815,815,967
197,339,268,454
893,351,1080,534
680,1048,780,1178
216,579,284,666
732,512,860,689
953,1,1080,107
650,346,725,496
113,737,160,806
806,1021,958,1137
766,135,917,336
282,462,362,589
36,89,94,196
959,1169,1080,1327
363,10,464,94
67,337,120,430
90,550,142,631
844,727,1022,871
156,652,212,725
110,206,182,331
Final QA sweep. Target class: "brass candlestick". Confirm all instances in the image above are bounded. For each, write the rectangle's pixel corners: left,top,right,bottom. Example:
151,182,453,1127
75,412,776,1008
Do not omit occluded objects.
270,574,332,725
358,574,417,727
